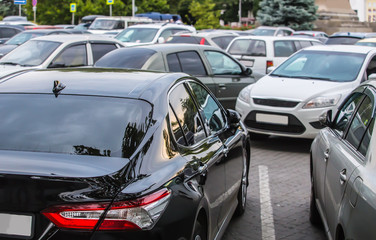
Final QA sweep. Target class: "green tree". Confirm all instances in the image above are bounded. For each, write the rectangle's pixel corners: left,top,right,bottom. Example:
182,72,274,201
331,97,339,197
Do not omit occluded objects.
189,0,220,29
256,0,317,30
0,0,24,19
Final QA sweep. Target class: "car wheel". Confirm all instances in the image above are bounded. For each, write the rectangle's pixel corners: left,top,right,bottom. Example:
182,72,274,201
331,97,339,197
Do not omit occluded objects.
309,175,322,226
193,217,207,240
235,156,248,216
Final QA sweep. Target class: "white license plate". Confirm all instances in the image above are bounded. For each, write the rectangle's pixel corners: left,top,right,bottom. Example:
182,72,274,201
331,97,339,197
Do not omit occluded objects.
0,213,33,237
239,60,254,67
256,113,288,125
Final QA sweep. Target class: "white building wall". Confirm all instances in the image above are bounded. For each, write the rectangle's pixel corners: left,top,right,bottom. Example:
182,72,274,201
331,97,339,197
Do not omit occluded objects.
350,0,366,21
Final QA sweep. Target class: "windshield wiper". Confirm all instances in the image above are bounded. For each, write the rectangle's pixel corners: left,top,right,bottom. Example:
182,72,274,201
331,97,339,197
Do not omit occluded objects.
0,62,20,66
270,73,295,78
293,75,331,81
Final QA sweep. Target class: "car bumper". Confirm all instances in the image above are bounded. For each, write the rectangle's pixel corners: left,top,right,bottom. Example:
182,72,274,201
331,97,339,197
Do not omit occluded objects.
235,98,333,139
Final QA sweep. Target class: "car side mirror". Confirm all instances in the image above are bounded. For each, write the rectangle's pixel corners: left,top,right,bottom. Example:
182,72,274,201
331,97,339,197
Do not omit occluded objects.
267,66,276,74
244,67,252,76
227,109,241,128
319,110,333,127
157,37,165,44
369,73,376,81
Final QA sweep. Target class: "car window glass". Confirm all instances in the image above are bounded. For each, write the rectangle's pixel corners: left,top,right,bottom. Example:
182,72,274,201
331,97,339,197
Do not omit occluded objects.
228,39,266,57
299,40,312,48
91,43,117,63
51,44,87,67
160,29,174,40
366,56,376,79
167,51,206,75
95,48,157,69
211,36,236,50
167,53,182,72
169,84,206,146
333,92,365,136
0,28,18,38
346,96,373,150
204,50,242,75
359,118,374,156
311,41,322,46
188,82,225,133
274,40,295,57
169,107,188,146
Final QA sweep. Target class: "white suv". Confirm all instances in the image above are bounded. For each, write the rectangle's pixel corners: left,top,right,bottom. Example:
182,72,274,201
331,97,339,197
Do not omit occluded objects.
226,36,323,74
115,23,196,46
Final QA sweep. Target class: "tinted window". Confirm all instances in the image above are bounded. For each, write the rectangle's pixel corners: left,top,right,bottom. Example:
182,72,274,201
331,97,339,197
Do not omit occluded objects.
204,50,242,75
166,36,200,44
0,28,19,38
333,92,365,136
346,96,373,151
167,51,207,75
95,48,157,69
189,82,225,133
299,40,312,48
228,39,266,56
0,95,152,158
211,36,236,49
169,84,206,146
51,44,87,67
274,40,295,57
167,53,182,72
326,37,361,45
359,119,374,156
91,43,117,63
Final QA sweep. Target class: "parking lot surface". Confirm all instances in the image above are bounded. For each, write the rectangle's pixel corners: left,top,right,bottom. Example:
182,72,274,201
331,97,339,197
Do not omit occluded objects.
223,137,327,240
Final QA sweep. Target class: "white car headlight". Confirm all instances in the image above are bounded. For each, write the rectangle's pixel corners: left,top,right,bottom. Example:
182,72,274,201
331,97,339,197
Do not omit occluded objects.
238,85,252,103
303,94,341,109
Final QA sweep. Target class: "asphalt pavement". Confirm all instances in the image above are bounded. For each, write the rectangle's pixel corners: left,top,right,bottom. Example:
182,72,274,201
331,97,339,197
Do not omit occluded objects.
223,136,327,240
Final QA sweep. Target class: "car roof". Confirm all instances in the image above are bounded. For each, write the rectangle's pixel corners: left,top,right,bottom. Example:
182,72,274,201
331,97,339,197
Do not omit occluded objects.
133,43,226,52
128,23,192,29
231,35,321,42
176,32,237,37
301,44,376,54
358,38,376,43
0,68,188,102
30,34,122,43
0,24,25,30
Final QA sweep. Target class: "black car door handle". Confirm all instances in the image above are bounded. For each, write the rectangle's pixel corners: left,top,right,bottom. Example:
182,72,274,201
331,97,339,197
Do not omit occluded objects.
340,169,347,185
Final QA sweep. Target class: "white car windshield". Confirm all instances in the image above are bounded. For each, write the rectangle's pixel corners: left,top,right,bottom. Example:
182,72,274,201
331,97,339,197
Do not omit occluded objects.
0,40,60,67
270,50,366,82
115,28,158,43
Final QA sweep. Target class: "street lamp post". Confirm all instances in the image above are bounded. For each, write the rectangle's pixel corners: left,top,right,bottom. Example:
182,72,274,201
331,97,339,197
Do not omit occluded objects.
239,0,242,26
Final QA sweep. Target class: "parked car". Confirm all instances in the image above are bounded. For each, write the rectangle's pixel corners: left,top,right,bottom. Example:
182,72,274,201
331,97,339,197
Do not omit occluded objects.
226,36,323,74
356,37,376,47
325,32,367,45
0,68,250,240
94,44,256,109
0,34,124,78
0,29,91,59
235,45,376,139
310,81,376,239
292,30,328,43
165,31,238,50
0,24,24,44
88,16,153,35
115,23,196,46
74,15,105,30
247,26,294,36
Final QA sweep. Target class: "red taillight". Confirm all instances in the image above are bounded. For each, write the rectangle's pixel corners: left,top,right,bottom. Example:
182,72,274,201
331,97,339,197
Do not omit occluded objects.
41,188,171,230
199,38,206,45
266,60,273,68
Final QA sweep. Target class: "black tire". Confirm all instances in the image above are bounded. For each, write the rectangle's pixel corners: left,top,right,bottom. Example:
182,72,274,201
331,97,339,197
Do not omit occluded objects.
192,217,207,240
235,157,248,216
309,176,322,226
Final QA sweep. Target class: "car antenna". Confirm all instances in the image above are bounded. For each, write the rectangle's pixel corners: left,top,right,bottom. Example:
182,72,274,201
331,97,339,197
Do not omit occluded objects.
52,80,66,97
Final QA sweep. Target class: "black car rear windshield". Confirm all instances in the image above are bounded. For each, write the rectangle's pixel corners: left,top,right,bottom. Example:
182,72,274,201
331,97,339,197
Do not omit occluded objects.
0,94,152,158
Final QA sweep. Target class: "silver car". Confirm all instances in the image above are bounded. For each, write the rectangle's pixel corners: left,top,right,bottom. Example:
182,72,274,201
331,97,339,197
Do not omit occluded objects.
310,81,376,239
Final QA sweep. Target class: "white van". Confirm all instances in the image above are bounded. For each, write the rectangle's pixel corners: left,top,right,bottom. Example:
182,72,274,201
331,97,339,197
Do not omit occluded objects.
226,36,323,74
88,16,153,35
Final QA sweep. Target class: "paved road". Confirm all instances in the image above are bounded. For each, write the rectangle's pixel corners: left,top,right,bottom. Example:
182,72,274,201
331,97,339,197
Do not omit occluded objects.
223,137,327,240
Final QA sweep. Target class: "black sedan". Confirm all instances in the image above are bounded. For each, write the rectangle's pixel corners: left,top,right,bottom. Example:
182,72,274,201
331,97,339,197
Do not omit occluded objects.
0,68,250,240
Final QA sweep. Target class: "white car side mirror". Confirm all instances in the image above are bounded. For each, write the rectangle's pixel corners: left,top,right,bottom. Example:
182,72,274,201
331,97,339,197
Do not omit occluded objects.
267,67,276,74
157,37,165,44
369,73,376,81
